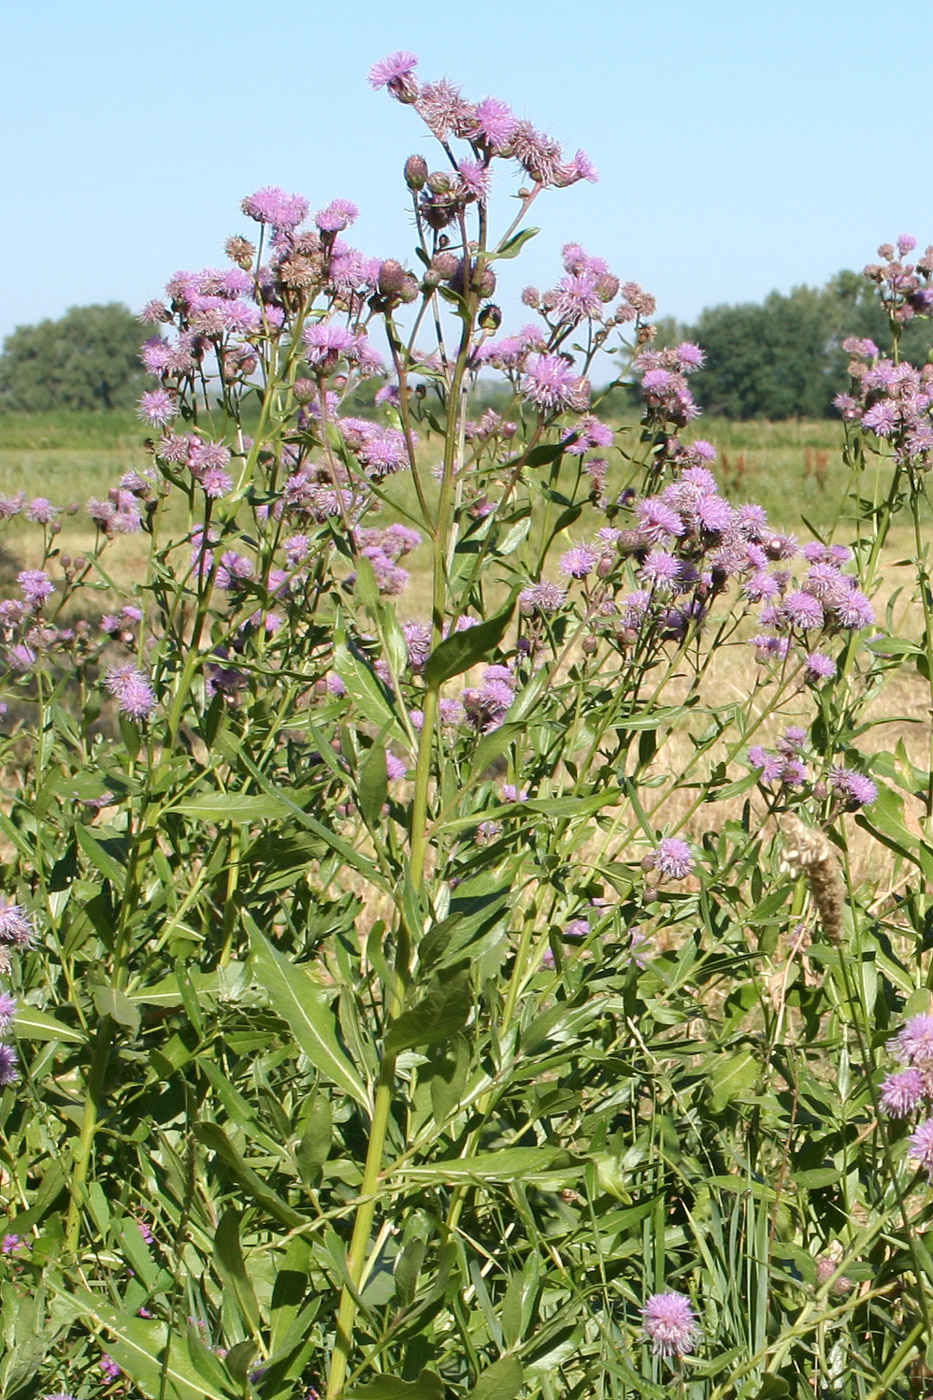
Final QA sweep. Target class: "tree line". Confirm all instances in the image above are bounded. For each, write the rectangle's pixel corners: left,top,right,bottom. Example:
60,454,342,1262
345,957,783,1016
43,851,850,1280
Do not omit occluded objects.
2,275,933,417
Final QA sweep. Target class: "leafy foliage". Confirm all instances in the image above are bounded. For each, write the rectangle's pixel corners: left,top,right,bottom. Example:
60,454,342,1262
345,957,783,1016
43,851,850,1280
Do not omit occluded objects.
0,303,148,412
0,52,930,1400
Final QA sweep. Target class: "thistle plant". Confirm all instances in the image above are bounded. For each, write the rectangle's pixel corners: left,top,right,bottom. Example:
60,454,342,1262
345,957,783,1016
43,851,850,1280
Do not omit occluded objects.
0,50,932,1400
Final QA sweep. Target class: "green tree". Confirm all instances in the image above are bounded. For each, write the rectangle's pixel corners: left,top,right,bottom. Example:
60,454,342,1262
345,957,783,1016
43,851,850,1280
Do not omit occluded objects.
0,302,148,412
688,288,835,419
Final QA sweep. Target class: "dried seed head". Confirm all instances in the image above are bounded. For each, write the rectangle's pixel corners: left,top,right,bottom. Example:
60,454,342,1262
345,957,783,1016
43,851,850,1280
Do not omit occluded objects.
780,814,845,943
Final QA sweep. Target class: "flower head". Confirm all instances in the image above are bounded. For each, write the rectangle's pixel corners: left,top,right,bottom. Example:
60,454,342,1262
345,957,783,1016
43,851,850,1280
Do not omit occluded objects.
908,1116,933,1178
642,1291,698,1358
0,1043,19,1086
645,838,693,881
104,665,157,721
880,1067,927,1118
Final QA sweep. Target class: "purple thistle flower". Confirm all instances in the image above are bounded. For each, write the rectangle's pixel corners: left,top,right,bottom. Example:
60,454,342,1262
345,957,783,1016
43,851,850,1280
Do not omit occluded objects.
636,498,684,542
17,570,55,606
748,746,785,783
519,581,567,616
314,199,359,233
0,1233,22,1254
642,1291,698,1358
241,186,308,230
559,545,597,579
0,992,17,1032
472,96,517,150
829,767,878,808
908,1117,933,1178
137,389,178,426
520,353,580,412
0,1043,19,1086
805,651,836,682
104,665,156,721
385,753,407,782
830,589,874,630
0,899,34,947
783,590,824,630
368,50,419,92
645,837,693,881
0,493,25,518
564,918,590,938
25,498,59,525
880,1067,927,1118
896,1014,933,1068
639,550,681,590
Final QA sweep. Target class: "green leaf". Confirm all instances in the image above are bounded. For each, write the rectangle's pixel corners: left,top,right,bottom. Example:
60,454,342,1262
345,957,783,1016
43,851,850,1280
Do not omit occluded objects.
193,1123,305,1229
172,794,283,823
13,1006,83,1044
709,1049,757,1112
464,1355,523,1400
493,226,540,259
92,983,141,1035
335,636,400,733
250,926,369,1108
358,740,388,830
75,824,126,890
214,1210,263,1336
393,1146,575,1185
524,442,565,469
385,971,471,1054
424,594,516,689
66,1288,236,1400
347,1371,445,1400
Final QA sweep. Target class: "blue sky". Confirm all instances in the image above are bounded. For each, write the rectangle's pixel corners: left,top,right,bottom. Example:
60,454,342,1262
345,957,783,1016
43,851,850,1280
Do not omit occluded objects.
3,0,933,344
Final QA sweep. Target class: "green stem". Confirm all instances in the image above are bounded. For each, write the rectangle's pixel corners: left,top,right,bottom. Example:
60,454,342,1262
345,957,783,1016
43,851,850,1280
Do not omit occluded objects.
64,1020,114,1254
324,1054,397,1400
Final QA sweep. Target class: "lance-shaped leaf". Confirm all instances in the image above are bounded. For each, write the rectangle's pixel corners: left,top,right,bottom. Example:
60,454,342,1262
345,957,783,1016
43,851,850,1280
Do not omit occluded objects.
424,594,516,689
384,971,472,1054
250,927,369,1108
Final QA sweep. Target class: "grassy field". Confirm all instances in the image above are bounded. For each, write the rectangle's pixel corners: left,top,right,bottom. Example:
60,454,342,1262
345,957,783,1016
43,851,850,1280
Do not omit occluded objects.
0,408,921,584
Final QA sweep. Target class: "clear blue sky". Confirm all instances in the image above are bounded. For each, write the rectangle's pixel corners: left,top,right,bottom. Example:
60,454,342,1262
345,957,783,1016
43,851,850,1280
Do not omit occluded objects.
3,0,933,344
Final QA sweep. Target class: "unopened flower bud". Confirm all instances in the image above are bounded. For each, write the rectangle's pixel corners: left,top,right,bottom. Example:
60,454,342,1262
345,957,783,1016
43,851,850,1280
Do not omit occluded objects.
404,154,428,191
66,502,80,516
293,378,316,404
378,260,407,296
478,303,502,331
431,252,459,280
582,635,598,654
473,266,497,298
225,235,256,270
596,273,620,302
398,274,420,304
426,170,455,195
521,286,540,308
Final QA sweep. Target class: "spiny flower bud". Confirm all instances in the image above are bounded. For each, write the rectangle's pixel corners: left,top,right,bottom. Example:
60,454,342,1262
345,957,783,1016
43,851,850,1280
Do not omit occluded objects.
293,379,316,404
431,252,460,280
225,236,256,270
404,155,428,191
378,260,407,296
426,170,456,195
478,303,502,331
